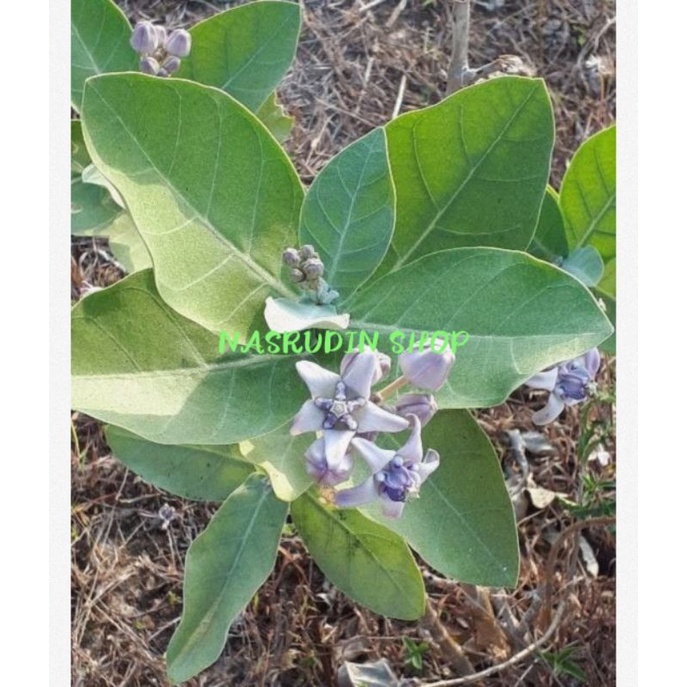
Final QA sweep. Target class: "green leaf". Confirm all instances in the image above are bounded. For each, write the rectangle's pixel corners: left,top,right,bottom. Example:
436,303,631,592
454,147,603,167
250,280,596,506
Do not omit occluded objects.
347,247,613,408
377,77,554,275
299,129,395,300
175,1,301,111
82,74,304,337
239,425,313,502
594,287,615,354
365,410,519,586
71,0,138,111
256,93,294,143
72,270,305,445
561,245,604,287
72,121,122,236
105,425,254,501
107,213,153,273
597,257,615,299
291,490,425,620
527,186,568,262
264,297,350,333
166,475,287,683
560,126,616,260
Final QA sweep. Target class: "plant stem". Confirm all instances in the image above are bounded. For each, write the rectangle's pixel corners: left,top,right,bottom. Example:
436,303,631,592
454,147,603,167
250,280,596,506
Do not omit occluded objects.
376,375,409,400
447,0,472,94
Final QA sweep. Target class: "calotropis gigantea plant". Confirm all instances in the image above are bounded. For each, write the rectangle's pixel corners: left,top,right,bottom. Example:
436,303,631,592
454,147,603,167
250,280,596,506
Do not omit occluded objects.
71,5,615,682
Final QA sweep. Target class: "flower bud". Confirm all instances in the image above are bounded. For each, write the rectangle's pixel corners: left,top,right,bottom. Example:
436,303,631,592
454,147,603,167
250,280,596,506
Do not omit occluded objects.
139,56,161,75
289,268,306,283
299,244,316,259
399,338,455,391
302,257,324,279
154,25,168,48
282,248,300,267
161,55,181,75
340,347,391,386
131,21,157,55
165,29,192,58
305,439,352,486
394,393,438,426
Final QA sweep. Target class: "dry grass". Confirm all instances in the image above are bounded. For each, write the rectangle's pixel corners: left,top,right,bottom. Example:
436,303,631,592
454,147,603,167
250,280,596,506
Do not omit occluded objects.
72,1,616,685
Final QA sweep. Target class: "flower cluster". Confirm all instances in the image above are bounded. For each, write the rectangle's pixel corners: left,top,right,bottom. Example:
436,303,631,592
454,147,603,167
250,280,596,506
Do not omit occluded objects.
130,21,192,77
525,348,600,424
282,245,339,305
291,340,455,517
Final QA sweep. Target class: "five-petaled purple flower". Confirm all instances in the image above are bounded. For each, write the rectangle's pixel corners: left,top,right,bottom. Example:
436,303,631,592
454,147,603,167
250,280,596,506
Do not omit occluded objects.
335,415,440,518
291,352,408,478
525,348,601,424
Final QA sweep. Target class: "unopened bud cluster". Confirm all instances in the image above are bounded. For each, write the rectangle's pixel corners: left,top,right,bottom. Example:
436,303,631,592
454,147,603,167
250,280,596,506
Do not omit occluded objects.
130,21,192,77
282,245,339,304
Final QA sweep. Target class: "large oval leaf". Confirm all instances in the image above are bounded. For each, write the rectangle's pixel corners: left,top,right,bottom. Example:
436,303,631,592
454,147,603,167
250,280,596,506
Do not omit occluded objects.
106,213,153,274
560,126,616,259
299,128,395,300
365,410,519,586
166,475,288,684
72,270,304,445
291,490,425,620
105,425,254,501
376,76,554,276
71,0,138,111
176,1,301,112
81,74,303,337
348,247,613,407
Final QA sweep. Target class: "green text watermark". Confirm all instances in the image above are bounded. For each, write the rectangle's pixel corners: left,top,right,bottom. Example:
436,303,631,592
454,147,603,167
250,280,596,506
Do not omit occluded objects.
218,329,469,356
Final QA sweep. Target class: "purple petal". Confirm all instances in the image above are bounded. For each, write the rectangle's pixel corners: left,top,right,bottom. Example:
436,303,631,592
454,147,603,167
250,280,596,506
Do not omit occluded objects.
583,347,601,377
290,400,324,435
335,477,377,508
355,403,409,433
350,437,395,473
416,448,440,482
532,393,566,425
340,351,377,398
323,429,355,470
305,438,352,486
396,415,423,463
380,498,405,519
524,368,558,391
295,361,340,398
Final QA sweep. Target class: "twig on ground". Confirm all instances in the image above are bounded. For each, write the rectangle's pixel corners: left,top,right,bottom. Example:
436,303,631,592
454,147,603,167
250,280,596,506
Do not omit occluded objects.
420,600,475,676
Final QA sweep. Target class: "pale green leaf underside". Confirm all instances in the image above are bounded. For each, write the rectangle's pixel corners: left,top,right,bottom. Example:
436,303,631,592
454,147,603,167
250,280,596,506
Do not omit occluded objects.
166,475,287,684
348,247,613,408
240,425,314,502
560,125,616,260
377,76,554,276
71,0,138,111
72,270,305,445
176,1,301,112
299,128,395,300
105,425,254,501
256,93,294,143
264,297,350,333
107,213,153,273
81,74,303,337
292,491,425,620
365,410,519,586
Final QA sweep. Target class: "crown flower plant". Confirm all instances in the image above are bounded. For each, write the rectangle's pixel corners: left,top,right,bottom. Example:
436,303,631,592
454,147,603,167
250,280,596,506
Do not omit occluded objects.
71,1,616,680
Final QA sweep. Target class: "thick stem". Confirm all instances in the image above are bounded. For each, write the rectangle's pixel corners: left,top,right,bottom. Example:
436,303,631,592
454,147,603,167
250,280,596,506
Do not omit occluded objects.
447,0,473,94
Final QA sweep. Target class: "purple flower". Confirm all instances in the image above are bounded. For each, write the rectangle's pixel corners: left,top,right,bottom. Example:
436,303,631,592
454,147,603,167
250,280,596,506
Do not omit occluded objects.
335,416,440,518
399,337,455,391
304,438,353,486
393,393,438,427
525,348,601,425
291,353,408,471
